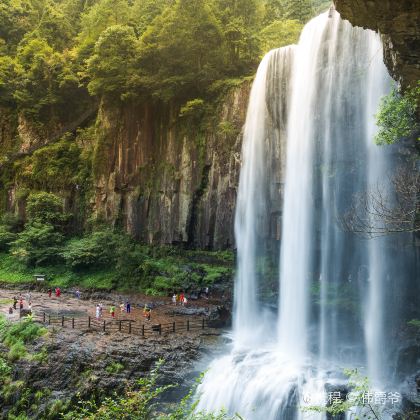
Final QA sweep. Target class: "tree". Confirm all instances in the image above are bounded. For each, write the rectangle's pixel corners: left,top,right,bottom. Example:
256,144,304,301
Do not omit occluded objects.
0,55,18,106
259,19,302,54
11,222,64,266
375,83,419,145
61,229,124,269
131,0,173,36
77,0,132,48
26,192,66,228
213,0,263,74
13,37,63,119
86,25,138,97
281,0,314,23
137,0,225,101
341,167,419,237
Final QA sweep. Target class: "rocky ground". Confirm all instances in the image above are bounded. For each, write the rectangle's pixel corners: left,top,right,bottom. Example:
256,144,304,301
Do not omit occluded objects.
0,287,230,419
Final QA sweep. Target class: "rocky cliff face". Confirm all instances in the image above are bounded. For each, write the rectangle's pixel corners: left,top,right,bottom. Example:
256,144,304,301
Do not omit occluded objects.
92,84,250,250
334,0,420,89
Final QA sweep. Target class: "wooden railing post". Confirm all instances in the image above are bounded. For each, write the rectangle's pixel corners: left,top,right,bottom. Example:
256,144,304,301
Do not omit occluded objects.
72,318,75,329
173,322,175,333
202,318,205,330
48,314,51,325
61,316,64,326
43,312,46,323
88,316,91,328
187,320,190,331
159,324,162,335
128,321,132,334
103,320,106,332
142,324,145,337
119,320,122,332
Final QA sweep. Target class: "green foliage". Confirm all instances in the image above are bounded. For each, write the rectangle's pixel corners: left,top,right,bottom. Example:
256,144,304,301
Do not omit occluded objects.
375,82,419,145
138,0,226,102
281,0,314,23
26,192,66,227
61,229,125,269
259,19,303,53
0,316,46,362
15,135,84,191
8,340,27,362
2,317,47,347
105,361,125,374
407,319,420,329
11,221,65,267
87,25,138,98
63,359,172,419
31,346,49,364
77,0,132,48
63,359,239,419
0,356,11,380
0,55,18,106
0,226,17,251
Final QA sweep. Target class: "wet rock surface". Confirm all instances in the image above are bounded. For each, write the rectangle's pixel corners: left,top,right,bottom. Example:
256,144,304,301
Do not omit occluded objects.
334,0,420,89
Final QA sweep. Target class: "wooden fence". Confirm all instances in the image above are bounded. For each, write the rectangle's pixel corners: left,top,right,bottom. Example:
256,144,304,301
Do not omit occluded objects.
34,312,210,338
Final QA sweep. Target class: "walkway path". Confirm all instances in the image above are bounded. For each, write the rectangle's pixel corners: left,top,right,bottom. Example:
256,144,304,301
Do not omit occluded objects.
0,288,218,338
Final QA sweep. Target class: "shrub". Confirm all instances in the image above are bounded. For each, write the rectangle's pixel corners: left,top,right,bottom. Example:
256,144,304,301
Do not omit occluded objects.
0,226,17,251
105,361,125,374
26,192,67,227
62,229,127,269
11,222,65,267
8,340,27,361
375,82,419,145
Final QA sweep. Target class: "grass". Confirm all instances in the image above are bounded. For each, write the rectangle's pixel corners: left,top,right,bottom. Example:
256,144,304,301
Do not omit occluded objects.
105,361,125,374
0,247,234,295
0,298,13,305
0,314,48,361
0,252,116,290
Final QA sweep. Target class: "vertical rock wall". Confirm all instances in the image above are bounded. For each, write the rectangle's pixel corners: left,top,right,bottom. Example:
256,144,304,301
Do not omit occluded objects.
92,83,250,249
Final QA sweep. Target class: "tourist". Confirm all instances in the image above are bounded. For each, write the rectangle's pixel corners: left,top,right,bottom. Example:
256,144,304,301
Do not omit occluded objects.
55,287,61,297
143,304,152,320
99,303,103,317
19,297,24,310
110,305,115,318
182,296,188,306
126,301,131,313
96,304,101,319
75,289,81,299
47,288,52,298
176,293,180,305
119,303,125,313
172,293,176,305
28,302,32,313
13,297,17,310
8,307,13,315
179,292,184,306
204,286,209,299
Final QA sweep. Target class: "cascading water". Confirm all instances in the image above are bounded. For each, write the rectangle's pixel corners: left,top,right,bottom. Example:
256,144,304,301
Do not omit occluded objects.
197,10,414,419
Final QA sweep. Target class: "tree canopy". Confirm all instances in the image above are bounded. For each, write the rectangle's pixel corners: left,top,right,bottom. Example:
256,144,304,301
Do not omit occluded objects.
0,0,324,114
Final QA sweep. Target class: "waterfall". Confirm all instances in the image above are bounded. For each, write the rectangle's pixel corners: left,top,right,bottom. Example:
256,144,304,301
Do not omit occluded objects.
197,11,412,419
234,46,294,347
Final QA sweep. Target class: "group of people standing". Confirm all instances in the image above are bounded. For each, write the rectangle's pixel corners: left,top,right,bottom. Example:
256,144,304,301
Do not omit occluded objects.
47,287,61,298
10,293,32,314
96,301,133,320
172,292,188,306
